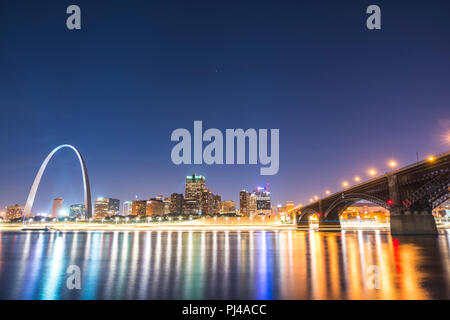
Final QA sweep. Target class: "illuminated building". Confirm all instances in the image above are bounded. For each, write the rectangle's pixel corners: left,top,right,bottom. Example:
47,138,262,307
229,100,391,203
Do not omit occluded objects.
183,199,200,215
170,193,184,214
69,204,86,219
6,205,23,221
123,201,132,216
163,197,171,214
146,198,164,215
213,194,221,214
132,200,147,216
254,186,271,215
285,201,294,212
50,198,63,218
185,174,206,201
221,200,236,214
239,190,250,216
201,189,214,215
248,193,257,216
94,197,120,218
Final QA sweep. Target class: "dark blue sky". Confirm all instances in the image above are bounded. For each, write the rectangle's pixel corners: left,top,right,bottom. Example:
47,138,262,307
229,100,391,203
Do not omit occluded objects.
1,0,449,214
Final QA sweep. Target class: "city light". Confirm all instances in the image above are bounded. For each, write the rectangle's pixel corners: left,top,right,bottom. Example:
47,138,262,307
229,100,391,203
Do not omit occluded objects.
342,181,349,187
428,156,435,162
354,176,361,182
314,196,319,200
368,169,377,176
388,160,398,168
325,190,331,195
309,198,313,203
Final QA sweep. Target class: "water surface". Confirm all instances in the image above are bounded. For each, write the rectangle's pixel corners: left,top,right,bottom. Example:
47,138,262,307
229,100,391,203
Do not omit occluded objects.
0,230,449,299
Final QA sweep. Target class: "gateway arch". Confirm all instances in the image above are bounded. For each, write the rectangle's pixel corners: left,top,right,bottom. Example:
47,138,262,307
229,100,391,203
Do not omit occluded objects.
22,144,92,221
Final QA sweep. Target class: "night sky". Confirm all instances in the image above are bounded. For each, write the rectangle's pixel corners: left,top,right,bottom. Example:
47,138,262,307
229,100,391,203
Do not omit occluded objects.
0,0,449,214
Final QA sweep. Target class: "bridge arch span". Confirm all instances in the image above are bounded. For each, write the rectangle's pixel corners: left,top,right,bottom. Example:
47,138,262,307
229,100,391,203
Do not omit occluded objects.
324,193,390,220
22,144,92,221
297,207,319,222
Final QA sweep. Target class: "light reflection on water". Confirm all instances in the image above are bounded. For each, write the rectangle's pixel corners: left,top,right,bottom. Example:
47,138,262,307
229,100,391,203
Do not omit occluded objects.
0,230,449,300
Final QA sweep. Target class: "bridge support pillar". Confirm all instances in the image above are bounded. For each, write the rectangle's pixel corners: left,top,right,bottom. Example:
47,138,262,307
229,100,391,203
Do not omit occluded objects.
391,211,438,235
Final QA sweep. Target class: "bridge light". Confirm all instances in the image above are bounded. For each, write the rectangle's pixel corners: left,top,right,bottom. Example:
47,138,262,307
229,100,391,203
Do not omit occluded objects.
309,198,313,203
354,176,361,182
325,190,331,195
342,181,349,187
368,169,377,176
388,160,397,168
387,200,393,205
314,196,319,200
427,156,435,162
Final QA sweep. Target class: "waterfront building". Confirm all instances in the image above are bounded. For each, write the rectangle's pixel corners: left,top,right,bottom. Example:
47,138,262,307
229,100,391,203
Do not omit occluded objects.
201,189,214,215
254,187,271,215
213,194,221,215
132,200,147,216
185,174,206,201
69,204,86,219
146,198,164,215
183,199,200,215
6,205,23,221
50,198,64,218
123,201,132,216
170,193,184,214
163,197,171,214
221,200,236,214
239,190,250,216
94,197,120,218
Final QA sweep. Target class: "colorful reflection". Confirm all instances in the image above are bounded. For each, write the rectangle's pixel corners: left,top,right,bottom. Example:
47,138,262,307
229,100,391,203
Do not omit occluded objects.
0,230,448,299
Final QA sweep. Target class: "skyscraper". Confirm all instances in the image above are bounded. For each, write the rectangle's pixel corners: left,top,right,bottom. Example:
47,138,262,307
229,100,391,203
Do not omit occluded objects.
184,174,206,215
254,187,271,215
94,197,120,219
201,188,214,215
239,190,250,216
123,201,132,216
185,174,205,201
170,193,184,214
50,198,64,218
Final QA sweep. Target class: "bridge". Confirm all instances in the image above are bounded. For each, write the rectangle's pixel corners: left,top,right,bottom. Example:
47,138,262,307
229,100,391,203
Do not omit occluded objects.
295,151,450,235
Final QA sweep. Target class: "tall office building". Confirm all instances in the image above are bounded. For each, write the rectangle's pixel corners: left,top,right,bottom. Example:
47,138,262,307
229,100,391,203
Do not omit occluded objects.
6,205,23,221
170,193,184,214
239,190,250,216
132,200,147,216
50,198,64,218
248,193,257,216
69,204,86,219
185,174,205,201
254,187,271,215
123,201,132,216
201,189,214,215
94,197,120,218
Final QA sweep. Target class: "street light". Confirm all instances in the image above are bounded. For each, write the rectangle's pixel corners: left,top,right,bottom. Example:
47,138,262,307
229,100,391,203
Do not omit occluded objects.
342,181,349,188
368,169,377,177
354,176,361,182
325,190,331,195
314,196,319,201
428,156,435,162
388,160,397,168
